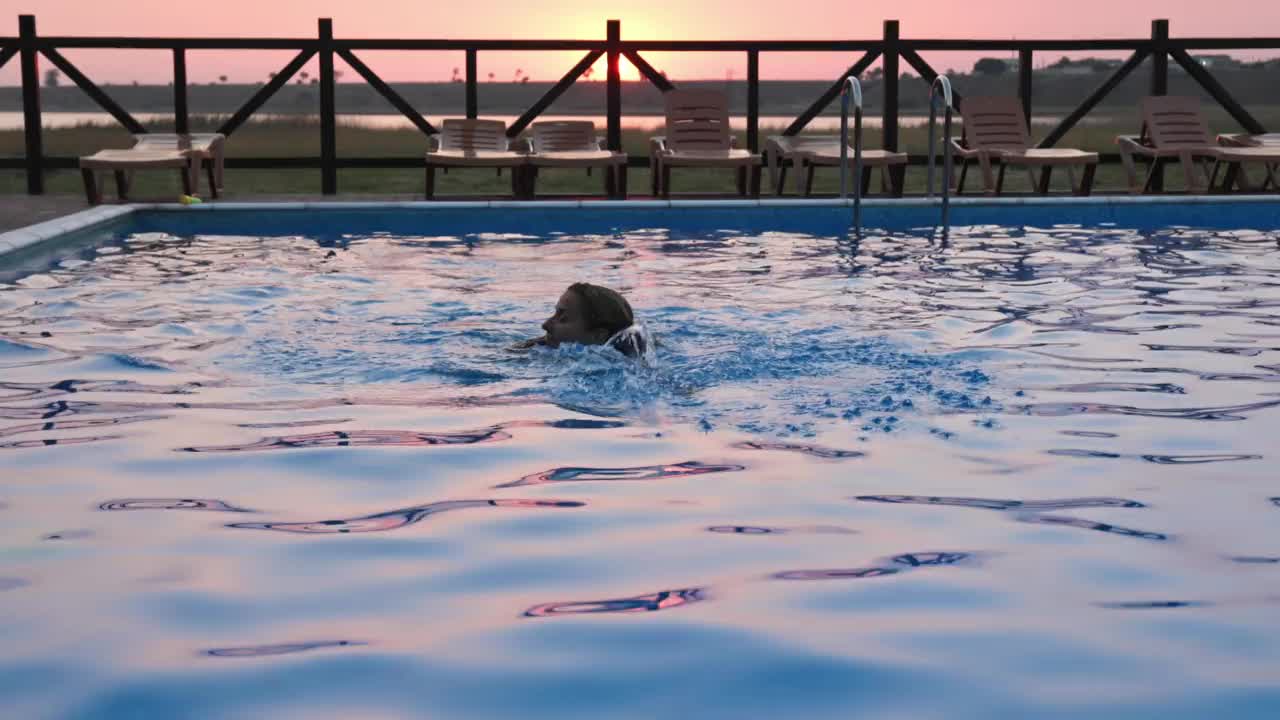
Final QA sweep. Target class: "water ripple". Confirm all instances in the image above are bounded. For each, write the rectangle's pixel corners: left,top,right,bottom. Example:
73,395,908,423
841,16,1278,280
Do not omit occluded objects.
495,461,745,488
204,640,365,657
523,587,708,617
227,499,584,535
854,495,1146,511
98,499,255,513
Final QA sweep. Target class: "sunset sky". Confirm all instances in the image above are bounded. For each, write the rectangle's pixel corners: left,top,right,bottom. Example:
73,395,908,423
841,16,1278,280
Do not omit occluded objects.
2,0,1278,85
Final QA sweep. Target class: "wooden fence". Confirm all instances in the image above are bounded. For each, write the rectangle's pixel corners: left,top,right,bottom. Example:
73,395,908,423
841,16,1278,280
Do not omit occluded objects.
1,15,1277,195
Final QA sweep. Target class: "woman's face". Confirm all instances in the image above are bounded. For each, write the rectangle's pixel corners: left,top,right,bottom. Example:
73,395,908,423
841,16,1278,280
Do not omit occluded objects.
541,290,607,348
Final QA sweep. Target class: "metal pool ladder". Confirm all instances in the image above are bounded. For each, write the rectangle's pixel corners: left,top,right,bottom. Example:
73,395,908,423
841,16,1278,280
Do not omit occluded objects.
839,75,864,236
926,75,956,232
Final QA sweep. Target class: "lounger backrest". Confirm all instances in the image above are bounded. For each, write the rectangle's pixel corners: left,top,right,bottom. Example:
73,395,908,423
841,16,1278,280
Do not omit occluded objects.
959,96,1029,151
439,119,510,152
664,90,732,152
1141,96,1212,149
530,121,599,152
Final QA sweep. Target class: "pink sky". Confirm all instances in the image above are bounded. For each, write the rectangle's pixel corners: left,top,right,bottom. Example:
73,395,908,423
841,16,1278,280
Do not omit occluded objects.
2,0,1278,85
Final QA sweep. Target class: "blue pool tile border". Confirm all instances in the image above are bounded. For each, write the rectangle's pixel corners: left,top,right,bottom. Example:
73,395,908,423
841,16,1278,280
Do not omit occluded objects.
2,195,1280,261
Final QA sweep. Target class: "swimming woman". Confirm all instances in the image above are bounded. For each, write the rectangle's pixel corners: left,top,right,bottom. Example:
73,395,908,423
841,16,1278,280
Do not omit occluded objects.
515,282,646,357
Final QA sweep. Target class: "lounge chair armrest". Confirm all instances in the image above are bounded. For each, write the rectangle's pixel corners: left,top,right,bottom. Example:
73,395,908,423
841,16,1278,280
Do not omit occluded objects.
426,135,440,152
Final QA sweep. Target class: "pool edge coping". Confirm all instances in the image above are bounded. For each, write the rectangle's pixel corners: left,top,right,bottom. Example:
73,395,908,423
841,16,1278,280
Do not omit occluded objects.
2,194,1278,261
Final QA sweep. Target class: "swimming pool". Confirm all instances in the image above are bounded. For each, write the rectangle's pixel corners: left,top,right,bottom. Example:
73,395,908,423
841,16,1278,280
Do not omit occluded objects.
3,200,1279,718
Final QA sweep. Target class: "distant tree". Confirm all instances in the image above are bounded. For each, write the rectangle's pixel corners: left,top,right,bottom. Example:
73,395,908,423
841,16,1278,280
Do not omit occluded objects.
219,74,228,83
334,70,344,82
520,76,529,84
451,66,460,82
867,67,884,80
514,68,523,81
583,66,595,80
1050,56,1072,68
487,71,495,82
310,78,319,85
973,58,1008,76
44,69,61,88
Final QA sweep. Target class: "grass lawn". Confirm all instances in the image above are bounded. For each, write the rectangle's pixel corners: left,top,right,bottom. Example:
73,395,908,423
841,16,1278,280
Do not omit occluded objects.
3,107,1277,200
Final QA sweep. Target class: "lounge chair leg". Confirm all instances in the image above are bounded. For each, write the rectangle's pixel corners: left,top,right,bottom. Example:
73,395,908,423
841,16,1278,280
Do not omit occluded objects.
749,166,761,198
617,165,628,199
81,169,100,205
889,165,905,198
802,164,815,197
1119,147,1141,194
179,168,192,197
995,163,1007,195
113,170,129,201
1078,164,1096,197
776,165,788,196
1037,166,1052,195
650,159,660,196
425,166,436,199
604,164,616,198
1221,163,1239,193
736,166,747,196
661,165,672,199
207,163,219,199
980,155,997,195
956,160,968,195
861,166,873,196
1151,157,1167,192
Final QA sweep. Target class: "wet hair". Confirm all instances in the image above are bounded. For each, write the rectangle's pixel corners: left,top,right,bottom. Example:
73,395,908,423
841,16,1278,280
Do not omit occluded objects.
566,282,645,357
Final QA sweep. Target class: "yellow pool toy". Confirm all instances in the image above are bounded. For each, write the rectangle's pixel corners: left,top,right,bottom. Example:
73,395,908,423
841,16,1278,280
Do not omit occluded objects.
179,194,203,205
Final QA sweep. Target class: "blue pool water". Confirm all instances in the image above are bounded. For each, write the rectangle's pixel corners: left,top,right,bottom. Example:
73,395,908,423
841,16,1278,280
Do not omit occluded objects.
3,203,1280,718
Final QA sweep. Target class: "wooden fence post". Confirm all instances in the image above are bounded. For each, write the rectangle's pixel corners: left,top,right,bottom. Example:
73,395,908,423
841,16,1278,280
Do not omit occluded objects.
882,20,899,153
747,50,759,153
19,14,43,195
1150,18,1168,190
319,18,337,195
1018,48,1033,127
606,20,621,153
465,49,477,118
173,48,189,135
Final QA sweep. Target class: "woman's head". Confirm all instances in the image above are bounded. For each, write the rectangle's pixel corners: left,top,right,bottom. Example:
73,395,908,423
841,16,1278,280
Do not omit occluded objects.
541,283,640,355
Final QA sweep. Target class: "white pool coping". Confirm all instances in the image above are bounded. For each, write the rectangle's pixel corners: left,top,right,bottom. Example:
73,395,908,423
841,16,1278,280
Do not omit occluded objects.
2,194,1278,261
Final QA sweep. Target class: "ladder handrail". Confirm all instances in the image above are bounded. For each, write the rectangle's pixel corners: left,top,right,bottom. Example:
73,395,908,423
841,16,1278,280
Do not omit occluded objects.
926,75,956,232
839,75,864,236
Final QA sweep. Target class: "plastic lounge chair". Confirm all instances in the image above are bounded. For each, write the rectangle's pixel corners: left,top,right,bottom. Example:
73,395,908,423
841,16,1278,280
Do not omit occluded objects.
79,148,203,205
763,135,908,197
424,119,528,199
132,133,226,192
523,121,627,199
1117,96,1280,193
1215,132,1280,191
948,96,1098,196
649,89,761,198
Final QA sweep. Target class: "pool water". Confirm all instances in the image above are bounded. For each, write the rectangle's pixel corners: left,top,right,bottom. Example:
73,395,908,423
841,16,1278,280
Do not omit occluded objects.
2,207,1279,718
